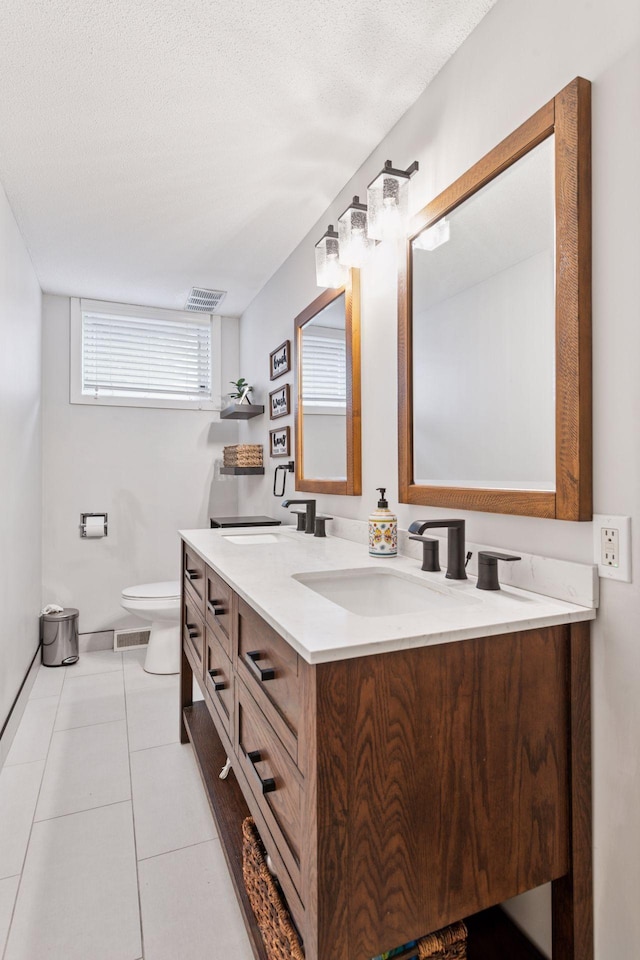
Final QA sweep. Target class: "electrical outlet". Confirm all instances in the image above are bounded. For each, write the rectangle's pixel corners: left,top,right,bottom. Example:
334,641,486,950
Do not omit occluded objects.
593,514,632,582
601,527,618,567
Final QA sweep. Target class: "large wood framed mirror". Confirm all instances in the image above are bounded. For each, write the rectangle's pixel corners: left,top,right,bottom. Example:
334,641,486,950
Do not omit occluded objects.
398,77,591,519
294,270,362,495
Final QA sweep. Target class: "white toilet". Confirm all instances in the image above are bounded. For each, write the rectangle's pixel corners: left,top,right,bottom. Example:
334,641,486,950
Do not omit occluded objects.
120,581,181,674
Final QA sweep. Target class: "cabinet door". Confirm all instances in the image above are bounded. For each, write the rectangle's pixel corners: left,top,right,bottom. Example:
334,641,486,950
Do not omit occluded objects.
236,678,303,893
203,627,233,737
236,597,300,763
182,587,204,677
205,566,235,659
183,545,206,611
313,628,571,959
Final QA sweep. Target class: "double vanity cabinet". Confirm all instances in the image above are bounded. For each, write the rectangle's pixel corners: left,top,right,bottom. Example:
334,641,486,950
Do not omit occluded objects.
179,528,595,960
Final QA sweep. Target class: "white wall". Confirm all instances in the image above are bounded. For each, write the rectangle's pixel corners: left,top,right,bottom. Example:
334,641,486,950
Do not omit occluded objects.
0,184,42,729
42,295,240,634
237,1,640,956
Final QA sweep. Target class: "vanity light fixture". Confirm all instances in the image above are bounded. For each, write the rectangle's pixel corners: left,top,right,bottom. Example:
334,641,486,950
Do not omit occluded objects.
337,195,375,268
366,159,419,241
314,224,348,288
413,218,450,252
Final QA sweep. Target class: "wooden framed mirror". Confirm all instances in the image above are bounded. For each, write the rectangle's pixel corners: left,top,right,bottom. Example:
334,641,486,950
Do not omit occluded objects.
294,270,362,495
398,77,591,520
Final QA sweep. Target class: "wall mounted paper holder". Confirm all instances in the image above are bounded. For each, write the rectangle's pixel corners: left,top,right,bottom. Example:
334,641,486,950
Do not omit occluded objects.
80,512,108,538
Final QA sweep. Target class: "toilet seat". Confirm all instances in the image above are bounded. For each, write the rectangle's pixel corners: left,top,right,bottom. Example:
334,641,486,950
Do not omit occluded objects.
121,595,179,615
122,580,180,601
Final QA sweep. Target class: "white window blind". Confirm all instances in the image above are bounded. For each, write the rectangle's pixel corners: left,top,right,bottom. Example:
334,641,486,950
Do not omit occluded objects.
302,334,347,408
81,310,212,401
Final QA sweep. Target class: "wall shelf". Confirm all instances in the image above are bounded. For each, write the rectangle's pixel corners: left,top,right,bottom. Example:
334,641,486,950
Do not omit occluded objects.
220,403,264,420
219,466,264,476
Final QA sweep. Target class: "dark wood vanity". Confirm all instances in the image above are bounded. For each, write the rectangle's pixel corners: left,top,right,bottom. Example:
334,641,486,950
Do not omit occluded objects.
179,537,592,960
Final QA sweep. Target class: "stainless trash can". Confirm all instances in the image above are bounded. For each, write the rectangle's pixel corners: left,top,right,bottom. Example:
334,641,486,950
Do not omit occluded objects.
41,608,79,667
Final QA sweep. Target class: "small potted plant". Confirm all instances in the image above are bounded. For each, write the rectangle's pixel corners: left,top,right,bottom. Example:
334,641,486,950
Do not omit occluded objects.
228,378,253,404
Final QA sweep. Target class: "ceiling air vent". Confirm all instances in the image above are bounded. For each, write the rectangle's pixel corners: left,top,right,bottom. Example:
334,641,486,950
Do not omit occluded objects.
185,287,227,313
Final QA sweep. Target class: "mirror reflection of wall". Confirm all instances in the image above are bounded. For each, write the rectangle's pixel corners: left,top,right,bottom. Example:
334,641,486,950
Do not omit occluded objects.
411,136,556,491
301,293,347,480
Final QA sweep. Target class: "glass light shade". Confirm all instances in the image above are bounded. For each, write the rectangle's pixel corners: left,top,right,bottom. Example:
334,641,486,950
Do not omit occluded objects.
367,160,418,241
338,196,374,267
412,218,450,252
315,226,348,288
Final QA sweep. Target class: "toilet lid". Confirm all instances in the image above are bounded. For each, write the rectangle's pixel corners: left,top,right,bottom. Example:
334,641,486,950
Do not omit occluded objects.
122,580,181,601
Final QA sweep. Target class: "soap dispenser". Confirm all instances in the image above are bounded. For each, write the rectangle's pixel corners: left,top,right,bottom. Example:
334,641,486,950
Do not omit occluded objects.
368,488,398,557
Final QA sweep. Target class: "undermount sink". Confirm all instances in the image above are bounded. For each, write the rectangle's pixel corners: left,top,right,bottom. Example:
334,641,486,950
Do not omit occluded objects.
292,567,480,618
223,533,281,545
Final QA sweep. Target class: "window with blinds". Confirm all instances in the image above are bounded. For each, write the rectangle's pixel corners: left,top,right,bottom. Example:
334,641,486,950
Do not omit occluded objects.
302,333,347,409
81,310,212,402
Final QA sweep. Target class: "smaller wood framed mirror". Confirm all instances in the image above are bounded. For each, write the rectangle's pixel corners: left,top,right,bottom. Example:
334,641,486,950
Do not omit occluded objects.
294,271,362,495
398,77,592,520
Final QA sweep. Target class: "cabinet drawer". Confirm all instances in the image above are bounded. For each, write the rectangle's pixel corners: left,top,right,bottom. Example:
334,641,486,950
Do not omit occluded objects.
205,566,235,659
183,545,206,610
236,679,302,887
204,627,233,736
236,598,300,761
182,589,204,674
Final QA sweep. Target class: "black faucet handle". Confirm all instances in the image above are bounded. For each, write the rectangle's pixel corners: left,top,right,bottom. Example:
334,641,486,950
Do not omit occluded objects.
409,535,441,573
291,510,307,531
479,551,522,561
476,551,521,591
314,516,333,538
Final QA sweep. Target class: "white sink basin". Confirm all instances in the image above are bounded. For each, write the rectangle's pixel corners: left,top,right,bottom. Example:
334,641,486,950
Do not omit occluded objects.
293,567,480,617
223,533,280,545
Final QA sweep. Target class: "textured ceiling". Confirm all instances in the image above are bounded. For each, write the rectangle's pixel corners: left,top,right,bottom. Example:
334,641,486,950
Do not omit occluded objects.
0,0,496,316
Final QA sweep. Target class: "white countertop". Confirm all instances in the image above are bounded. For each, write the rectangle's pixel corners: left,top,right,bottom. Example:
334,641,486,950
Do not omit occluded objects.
180,526,596,664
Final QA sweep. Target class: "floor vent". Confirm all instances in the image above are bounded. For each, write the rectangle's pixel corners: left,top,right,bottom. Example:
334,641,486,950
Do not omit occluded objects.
114,627,150,651
185,287,227,312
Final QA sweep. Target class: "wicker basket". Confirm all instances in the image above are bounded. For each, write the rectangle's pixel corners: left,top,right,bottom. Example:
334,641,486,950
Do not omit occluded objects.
223,444,264,467
242,817,304,960
375,920,467,960
416,921,467,959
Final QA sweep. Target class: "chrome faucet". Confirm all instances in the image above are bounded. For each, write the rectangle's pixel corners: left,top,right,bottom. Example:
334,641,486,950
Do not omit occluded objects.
407,519,467,580
282,499,316,535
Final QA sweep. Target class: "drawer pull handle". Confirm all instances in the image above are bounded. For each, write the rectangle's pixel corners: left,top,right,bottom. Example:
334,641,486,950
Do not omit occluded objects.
186,623,199,640
185,568,200,581
207,600,225,618
208,669,226,692
245,651,275,682
247,750,276,794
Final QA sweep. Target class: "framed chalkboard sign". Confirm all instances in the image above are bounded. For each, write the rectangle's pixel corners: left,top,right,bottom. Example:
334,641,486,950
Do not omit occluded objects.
269,340,290,380
269,426,291,458
269,384,290,420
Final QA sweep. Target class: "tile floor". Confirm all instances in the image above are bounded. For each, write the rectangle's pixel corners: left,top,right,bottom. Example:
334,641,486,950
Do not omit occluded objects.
0,649,254,960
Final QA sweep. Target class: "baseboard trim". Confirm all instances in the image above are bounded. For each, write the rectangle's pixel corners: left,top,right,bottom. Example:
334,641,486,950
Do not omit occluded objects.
0,644,41,770
79,630,114,653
